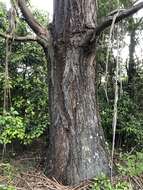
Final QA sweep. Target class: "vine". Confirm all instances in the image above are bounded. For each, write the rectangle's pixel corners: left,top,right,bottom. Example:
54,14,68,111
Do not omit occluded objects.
2,0,17,157
3,0,17,113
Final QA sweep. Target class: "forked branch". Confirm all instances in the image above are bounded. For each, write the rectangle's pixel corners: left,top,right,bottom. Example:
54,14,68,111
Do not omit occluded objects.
7,0,143,47
17,0,49,41
95,2,143,36
0,32,37,42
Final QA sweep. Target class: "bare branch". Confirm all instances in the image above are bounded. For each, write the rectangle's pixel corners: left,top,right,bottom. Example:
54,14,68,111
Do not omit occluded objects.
95,2,143,36
17,0,49,40
0,32,37,42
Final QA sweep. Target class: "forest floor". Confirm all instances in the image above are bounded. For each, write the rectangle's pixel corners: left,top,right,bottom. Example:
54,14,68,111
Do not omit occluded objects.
0,139,143,190
0,139,90,190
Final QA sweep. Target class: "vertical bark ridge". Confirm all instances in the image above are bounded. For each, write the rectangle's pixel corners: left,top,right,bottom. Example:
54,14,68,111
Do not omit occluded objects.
53,0,97,38
47,0,110,185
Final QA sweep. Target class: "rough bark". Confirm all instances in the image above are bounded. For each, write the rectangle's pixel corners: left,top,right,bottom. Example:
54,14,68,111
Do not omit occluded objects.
46,0,110,185
14,0,143,186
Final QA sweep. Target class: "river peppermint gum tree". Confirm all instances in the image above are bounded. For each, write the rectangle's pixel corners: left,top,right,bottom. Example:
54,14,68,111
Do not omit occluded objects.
1,0,143,185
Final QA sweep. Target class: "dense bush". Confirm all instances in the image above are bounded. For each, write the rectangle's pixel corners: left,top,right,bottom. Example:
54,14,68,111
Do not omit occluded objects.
91,151,143,190
0,3,49,145
99,91,143,149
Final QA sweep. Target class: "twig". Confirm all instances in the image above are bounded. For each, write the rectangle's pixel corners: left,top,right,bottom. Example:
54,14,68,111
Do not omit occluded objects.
110,9,120,181
130,176,143,190
17,175,33,190
0,32,37,42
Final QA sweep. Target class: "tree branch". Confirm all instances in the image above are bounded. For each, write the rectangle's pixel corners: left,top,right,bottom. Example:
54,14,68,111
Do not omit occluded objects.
95,2,143,36
0,32,37,42
17,0,49,41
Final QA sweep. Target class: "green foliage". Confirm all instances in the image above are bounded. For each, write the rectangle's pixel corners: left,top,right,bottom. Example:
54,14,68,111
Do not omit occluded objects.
117,152,143,176
10,42,49,144
0,163,16,190
0,185,15,190
0,4,49,145
100,93,143,148
97,0,133,19
0,109,25,144
91,175,130,190
0,2,7,32
98,0,118,18
91,151,143,190
117,94,143,145
0,163,15,181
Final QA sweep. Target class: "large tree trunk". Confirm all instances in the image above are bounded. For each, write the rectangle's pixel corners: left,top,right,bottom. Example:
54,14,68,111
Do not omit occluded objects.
46,0,110,185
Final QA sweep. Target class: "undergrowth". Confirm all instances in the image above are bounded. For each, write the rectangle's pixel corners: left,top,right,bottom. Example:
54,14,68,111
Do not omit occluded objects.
0,163,16,190
0,151,143,190
91,151,143,190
